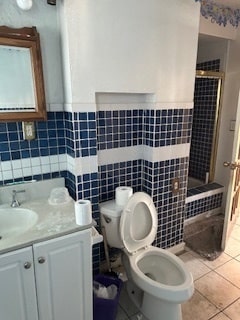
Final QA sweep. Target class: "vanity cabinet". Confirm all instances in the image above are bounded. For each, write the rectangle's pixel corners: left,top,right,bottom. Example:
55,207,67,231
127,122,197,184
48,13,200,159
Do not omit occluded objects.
0,229,92,320
0,246,38,320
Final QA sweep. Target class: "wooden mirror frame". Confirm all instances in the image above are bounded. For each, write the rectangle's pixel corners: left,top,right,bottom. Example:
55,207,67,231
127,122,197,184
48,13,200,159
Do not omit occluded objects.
0,26,46,122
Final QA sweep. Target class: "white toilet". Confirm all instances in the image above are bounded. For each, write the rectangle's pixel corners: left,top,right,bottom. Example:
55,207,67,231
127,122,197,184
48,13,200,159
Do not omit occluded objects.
100,192,194,320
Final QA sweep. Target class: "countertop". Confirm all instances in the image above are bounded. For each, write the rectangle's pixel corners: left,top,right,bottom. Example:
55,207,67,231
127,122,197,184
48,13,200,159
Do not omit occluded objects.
0,198,102,254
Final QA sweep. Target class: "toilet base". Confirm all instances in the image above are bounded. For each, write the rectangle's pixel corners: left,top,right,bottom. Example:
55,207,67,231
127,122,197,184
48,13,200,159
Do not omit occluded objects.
141,291,182,320
126,280,182,320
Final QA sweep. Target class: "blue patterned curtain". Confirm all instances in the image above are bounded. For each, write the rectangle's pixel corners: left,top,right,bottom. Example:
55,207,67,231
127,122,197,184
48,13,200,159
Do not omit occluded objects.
195,0,240,27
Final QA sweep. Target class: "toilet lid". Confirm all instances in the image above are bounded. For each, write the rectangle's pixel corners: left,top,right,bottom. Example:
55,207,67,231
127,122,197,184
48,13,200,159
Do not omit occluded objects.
119,192,158,254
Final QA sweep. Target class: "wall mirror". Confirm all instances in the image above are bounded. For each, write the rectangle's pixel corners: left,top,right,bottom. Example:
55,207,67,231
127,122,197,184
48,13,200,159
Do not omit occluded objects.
0,26,46,122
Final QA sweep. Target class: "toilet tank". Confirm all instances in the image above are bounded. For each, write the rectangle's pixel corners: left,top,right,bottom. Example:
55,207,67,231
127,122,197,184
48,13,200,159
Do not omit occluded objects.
99,200,124,248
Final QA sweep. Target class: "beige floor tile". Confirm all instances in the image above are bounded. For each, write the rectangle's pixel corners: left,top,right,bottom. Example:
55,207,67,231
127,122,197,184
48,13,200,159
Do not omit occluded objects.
178,251,211,280
198,252,232,270
224,237,240,257
184,248,209,261
183,248,203,260
182,290,219,320
116,306,130,320
119,285,139,317
216,259,240,289
224,298,240,320
130,313,148,320
233,222,240,229
235,255,240,262
231,225,240,242
194,271,240,310
235,215,240,226
210,312,231,319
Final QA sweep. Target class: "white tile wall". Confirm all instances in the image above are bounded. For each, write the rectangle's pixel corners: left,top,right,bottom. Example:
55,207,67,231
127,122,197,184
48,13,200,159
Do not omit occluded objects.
0,154,68,181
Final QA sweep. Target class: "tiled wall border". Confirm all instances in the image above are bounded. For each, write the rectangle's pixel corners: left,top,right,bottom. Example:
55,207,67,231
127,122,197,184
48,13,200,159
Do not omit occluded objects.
185,183,224,221
185,192,223,220
0,154,67,183
98,144,190,165
186,184,224,203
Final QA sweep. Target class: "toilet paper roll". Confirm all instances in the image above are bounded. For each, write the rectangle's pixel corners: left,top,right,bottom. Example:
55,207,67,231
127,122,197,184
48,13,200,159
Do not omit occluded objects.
115,186,133,207
75,199,92,226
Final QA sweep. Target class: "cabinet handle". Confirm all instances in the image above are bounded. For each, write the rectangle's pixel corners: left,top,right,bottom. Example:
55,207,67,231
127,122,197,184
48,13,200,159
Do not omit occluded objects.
24,261,32,269
38,257,46,264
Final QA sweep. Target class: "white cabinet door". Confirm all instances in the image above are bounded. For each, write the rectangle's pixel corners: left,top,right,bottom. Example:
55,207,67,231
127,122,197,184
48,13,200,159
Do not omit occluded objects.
0,247,38,320
33,229,93,320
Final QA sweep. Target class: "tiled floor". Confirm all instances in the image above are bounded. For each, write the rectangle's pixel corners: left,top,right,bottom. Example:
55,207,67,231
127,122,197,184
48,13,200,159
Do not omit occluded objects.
116,215,240,319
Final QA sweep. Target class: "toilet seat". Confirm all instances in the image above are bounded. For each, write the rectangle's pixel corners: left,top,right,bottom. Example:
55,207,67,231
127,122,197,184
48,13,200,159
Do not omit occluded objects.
119,192,158,253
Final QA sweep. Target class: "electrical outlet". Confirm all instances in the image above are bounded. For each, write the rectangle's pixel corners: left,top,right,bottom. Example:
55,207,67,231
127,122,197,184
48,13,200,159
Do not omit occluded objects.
172,178,180,194
22,121,35,140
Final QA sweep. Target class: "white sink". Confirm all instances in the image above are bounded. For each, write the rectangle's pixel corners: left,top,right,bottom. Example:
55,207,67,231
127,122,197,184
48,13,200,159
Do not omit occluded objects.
0,208,38,240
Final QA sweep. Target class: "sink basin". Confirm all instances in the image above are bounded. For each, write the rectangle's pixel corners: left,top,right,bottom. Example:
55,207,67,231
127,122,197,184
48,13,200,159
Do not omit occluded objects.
0,207,38,240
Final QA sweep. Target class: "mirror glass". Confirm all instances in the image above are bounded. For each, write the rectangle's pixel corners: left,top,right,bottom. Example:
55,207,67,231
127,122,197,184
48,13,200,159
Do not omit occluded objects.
0,26,46,121
0,45,35,111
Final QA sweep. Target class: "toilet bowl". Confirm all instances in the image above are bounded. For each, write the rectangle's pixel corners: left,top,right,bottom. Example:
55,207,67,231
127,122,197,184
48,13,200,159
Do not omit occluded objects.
100,191,194,320
124,246,193,303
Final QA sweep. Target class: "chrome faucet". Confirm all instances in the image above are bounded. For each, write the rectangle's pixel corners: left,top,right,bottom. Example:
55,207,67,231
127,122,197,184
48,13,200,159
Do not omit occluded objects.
11,189,26,207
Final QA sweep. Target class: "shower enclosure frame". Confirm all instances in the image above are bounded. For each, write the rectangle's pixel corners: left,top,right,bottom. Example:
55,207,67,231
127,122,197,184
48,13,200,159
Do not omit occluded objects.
191,70,225,184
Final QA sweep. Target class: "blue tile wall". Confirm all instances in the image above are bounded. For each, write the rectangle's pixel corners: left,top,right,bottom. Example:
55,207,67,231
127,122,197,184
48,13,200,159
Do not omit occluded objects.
65,112,97,157
76,172,99,219
64,112,98,227
64,111,75,158
185,193,223,220
142,158,188,248
92,244,102,275
185,183,223,221
143,109,192,147
75,171,100,275
96,107,194,249
0,112,66,163
72,170,100,275
0,112,67,186
98,157,189,249
97,109,192,150
98,160,142,203
64,170,76,200
74,171,100,274
97,110,143,150
187,182,223,197
0,111,102,273
0,104,224,273
197,59,220,72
